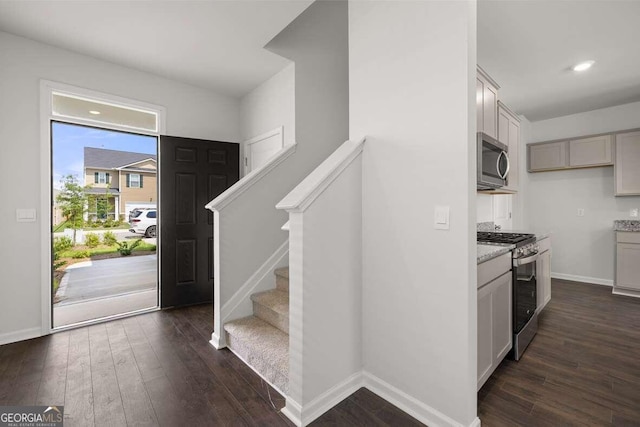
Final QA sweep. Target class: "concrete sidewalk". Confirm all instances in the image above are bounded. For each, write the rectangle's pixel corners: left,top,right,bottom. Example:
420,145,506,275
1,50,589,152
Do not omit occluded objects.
54,254,158,328
54,289,157,327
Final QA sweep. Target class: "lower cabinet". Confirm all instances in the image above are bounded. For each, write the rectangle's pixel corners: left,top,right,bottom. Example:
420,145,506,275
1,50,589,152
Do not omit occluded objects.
536,249,551,311
615,232,640,291
477,270,512,390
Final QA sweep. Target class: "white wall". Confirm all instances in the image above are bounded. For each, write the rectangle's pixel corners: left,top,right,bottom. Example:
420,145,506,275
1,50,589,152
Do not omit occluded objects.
0,31,240,343
240,63,295,147
477,194,493,222
350,2,478,426
282,149,363,424
525,101,640,284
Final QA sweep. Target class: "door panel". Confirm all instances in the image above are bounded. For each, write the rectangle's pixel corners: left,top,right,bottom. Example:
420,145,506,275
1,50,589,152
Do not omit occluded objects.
160,136,239,308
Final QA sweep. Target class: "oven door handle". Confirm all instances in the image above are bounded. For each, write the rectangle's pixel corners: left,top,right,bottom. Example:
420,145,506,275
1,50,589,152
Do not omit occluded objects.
513,252,538,267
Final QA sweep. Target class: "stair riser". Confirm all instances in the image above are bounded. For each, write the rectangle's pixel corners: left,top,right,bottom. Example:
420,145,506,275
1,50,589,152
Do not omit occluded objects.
276,275,289,291
253,302,289,334
226,332,289,394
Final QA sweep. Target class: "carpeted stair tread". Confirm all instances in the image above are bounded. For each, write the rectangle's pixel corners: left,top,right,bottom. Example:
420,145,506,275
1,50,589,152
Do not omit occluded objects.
251,289,289,315
275,267,289,279
224,316,289,393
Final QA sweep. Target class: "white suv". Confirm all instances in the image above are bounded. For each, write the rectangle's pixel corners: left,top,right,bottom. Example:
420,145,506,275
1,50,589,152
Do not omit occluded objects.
129,208,157,238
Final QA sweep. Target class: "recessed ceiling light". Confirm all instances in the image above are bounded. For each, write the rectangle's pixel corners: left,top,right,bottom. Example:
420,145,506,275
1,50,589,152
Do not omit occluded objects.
572,60,595,72
89,110,101,115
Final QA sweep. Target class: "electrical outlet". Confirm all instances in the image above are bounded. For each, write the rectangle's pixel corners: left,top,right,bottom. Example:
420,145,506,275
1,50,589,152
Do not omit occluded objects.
577,208,585,217
631,208,639,218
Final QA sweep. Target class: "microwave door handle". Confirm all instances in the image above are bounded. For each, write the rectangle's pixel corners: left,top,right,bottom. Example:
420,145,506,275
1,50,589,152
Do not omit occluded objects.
497,150,510,180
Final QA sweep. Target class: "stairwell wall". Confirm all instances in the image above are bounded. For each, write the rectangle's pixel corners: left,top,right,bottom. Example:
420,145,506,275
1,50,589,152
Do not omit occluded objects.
211,0,348,348
349,1,478,426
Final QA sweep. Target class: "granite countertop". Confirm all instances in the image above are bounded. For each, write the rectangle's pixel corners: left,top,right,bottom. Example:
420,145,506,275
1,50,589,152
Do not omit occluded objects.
614,220,640,232
477,244,514,264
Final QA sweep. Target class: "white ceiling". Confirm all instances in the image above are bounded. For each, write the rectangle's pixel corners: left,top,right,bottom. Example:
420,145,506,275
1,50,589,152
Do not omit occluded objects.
478,0,640,122
0,1,312,98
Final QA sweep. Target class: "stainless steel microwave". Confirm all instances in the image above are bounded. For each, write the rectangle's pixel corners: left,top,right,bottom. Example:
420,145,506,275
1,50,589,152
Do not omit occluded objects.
477,132,509,190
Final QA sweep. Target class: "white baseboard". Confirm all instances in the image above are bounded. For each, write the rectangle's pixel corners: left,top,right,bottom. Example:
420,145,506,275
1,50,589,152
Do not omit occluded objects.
612,287,640,299
281,370,480,427
282,399,302,427
0,327,42,346
221,240,288,323
551,272,613,287
301,371,363,425
362,371,472,427
209,331,225,350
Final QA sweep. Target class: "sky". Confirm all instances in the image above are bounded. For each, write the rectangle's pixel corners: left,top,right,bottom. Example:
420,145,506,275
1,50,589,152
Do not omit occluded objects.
52,122,157,189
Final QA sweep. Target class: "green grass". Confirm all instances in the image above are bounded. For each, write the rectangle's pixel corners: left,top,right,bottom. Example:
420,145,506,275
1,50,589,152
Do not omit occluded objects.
53,277,60,294
58,242,156,259
52,221,129,232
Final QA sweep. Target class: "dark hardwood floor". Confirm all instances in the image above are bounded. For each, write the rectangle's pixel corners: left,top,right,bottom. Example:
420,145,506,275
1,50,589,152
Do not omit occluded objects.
4,279,638,426
0,305,422,426
478,279,640,426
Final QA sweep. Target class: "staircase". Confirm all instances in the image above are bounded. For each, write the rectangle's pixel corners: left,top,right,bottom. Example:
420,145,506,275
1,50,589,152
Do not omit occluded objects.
224,267,290,394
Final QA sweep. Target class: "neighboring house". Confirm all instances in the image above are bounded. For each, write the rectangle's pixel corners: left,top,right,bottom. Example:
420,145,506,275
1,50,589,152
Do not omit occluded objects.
83,147,157,221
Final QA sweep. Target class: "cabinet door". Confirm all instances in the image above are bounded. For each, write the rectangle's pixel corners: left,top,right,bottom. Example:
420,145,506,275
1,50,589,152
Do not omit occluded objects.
615,131,640,196
498,104,520,191
483,83,498,139
477,78,484,134
528,141,568,171
569,135,612,167
492,272,512,363
616,243,640,290
536,250,551,311
477,282,493,389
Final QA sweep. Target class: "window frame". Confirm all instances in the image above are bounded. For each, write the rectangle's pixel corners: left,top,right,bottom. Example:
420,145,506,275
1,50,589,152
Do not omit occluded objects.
129,173,141,188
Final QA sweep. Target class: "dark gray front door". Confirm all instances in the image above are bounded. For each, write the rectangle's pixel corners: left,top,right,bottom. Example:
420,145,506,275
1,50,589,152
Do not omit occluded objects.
159,136,239,308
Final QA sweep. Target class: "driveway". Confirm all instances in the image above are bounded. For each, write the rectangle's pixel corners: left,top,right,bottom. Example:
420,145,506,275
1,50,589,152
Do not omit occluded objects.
56,254,157,306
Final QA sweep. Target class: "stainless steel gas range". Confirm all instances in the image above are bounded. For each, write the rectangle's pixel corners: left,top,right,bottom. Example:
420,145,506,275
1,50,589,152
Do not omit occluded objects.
477,231,539,360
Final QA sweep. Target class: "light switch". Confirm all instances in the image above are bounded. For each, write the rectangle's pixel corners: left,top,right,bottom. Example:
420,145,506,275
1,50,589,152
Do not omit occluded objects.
434,206,450,230
16,208,37,222
630,208,639,218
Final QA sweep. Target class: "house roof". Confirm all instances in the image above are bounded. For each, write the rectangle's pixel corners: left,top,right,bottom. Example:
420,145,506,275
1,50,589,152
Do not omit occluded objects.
84,147,157,170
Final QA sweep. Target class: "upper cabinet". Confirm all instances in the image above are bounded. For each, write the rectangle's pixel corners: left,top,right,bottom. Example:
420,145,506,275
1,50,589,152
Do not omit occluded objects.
477,67,499,139
528,133,613,172
615,130,640,196
497,102,520,191
569,135,613,167
528,141,568,171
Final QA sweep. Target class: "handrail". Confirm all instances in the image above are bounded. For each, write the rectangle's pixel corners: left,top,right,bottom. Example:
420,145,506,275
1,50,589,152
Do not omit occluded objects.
276,137,365,213
205,143,297,212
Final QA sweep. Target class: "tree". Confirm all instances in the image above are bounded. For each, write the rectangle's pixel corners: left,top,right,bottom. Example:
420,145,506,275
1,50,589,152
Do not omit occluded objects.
56,174,87,243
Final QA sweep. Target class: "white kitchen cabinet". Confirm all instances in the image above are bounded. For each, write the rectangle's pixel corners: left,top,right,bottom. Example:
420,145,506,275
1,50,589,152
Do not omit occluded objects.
615,232,640,291
497,102,520,192
536,238,551,312
477,67,499,139
528,141,568,172
569,134,613,167
477,254,512,391
615,130,640,196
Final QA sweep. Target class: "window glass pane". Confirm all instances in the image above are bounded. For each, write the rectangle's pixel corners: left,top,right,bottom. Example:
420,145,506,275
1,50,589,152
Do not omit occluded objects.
130,173,140,188
147,211,156,219
52,93,157,132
